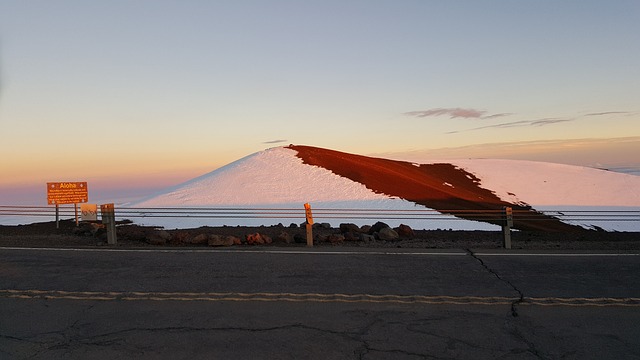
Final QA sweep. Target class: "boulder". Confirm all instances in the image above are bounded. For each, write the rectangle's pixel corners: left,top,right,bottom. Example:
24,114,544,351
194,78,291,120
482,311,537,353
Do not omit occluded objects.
74,222,104,236
188,233,209,245
262,234,273,244
343,232,360,242
208,235,237,247
293,234,307,244
368,222,389,235
313,222,332,229
157,230,171,241
327,234,345,244
377,227,399,241
208,235,223,246
245,233,264,245
145,230,170,245
94,226,107,240
171,231,190,244
314,234,328,243
72,224,87,236
148,230,171,245
359,234,376,243
395,224,415,238
117,225,147,241
275,231,293,244
245,233,272,245
339,223,360,234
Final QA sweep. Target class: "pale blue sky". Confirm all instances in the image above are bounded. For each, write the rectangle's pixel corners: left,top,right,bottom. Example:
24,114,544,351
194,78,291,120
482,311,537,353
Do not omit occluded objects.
1,1,639,203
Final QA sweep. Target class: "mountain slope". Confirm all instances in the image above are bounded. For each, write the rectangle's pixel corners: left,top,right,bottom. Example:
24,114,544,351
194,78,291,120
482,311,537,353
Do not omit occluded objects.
131,145,640,231
133,147,403,206
445,158,640,207
287,145,577,231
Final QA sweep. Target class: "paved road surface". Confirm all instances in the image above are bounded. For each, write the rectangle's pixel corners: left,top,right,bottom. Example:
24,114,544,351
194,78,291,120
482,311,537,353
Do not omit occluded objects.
1,247,639,359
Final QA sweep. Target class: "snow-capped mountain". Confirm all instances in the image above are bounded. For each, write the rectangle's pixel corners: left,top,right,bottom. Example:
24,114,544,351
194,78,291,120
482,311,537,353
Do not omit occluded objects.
130,145,640,231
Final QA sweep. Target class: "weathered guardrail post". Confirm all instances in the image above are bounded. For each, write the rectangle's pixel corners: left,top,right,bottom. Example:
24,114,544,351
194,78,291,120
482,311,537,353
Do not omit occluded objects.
502,206,513,249
101,203,117,245
304,203,314,247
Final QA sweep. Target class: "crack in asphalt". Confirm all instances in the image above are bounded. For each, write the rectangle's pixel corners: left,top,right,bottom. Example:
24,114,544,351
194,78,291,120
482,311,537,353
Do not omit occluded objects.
404,322,503,354
466,250,550,359
360,346,446,360
16,323,363,356
466,249,524,317
353,316,432,360
507,326,547,360
6,313,447,360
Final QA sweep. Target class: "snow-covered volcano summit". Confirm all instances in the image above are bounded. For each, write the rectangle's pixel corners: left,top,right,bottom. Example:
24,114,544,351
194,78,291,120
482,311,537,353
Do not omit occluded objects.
134,147,403,206
131,145,640,231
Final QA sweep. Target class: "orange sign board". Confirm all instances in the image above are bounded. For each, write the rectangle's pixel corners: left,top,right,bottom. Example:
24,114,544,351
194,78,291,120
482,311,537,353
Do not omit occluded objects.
47,182,88,205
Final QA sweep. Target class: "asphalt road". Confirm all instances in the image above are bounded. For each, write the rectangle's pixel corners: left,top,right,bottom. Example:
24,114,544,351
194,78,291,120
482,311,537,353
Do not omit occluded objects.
1,247,639,359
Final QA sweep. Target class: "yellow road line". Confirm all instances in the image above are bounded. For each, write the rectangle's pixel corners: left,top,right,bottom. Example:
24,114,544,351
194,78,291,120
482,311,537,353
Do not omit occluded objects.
1,289,638,307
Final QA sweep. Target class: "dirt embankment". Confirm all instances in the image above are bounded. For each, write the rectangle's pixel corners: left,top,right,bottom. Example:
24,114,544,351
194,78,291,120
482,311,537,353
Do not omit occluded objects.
1,219,638,250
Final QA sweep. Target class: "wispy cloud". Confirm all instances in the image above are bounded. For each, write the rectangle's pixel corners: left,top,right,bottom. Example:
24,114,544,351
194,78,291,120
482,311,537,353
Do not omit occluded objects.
370,136,640,173
530,118,572,126
585,111,631,116
404,108,486,119
404,108,513,120
263,139,288,144
481,112,513,119
406,107,634,135
446,118,574,134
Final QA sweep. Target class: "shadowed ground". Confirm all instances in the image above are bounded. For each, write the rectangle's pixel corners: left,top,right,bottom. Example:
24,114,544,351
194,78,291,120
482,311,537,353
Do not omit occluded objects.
288,145,582,232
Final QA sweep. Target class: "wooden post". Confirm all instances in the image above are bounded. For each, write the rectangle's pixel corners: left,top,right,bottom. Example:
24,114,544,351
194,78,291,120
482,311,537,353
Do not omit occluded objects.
304,203,314,247
74,203,79,226
101,203,117,245
55,204,59,229
502,206,513,249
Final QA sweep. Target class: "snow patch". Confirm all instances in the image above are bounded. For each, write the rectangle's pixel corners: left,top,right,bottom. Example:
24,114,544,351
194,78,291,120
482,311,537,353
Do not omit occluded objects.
449,159,640,207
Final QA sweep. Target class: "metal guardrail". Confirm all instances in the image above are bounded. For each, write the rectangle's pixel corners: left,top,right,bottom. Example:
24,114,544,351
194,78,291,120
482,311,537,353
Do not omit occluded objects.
1,205,639,224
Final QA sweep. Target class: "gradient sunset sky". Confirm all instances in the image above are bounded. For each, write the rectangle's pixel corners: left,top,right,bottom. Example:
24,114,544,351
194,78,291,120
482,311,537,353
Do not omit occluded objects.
1,1,639,204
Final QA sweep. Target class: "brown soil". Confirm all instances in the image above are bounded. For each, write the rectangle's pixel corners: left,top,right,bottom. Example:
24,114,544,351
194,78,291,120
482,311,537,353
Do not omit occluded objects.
1,219,638,250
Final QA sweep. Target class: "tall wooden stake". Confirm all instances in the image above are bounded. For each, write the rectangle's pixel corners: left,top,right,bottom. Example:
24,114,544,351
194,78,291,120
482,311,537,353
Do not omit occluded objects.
304,203,314,247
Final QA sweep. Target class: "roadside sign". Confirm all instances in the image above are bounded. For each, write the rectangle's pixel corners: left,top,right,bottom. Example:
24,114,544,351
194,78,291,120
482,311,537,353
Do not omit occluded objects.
47,182,88,205
81,204,98,221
